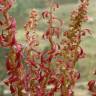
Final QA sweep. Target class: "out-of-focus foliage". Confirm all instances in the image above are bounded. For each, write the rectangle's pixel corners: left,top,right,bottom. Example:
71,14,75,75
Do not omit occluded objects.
55,0,78,4
10,0,78,28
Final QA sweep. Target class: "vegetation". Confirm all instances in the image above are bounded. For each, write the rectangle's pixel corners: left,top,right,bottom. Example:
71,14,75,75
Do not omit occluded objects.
0,0,96,96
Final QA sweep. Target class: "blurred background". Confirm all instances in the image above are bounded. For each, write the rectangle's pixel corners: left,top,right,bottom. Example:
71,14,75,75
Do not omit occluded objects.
0,0,96,95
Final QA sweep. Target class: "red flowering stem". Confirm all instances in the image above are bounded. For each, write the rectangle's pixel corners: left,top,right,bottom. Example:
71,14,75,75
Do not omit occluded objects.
0,0,25,95
60,0,90,95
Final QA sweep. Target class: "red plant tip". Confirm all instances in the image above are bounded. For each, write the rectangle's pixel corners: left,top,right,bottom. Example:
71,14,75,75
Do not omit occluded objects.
88,80,96,96
88,80,96,91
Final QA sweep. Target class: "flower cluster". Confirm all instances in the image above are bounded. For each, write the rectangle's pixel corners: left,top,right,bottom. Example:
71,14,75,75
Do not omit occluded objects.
58,0,90,95
0,0,91,96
